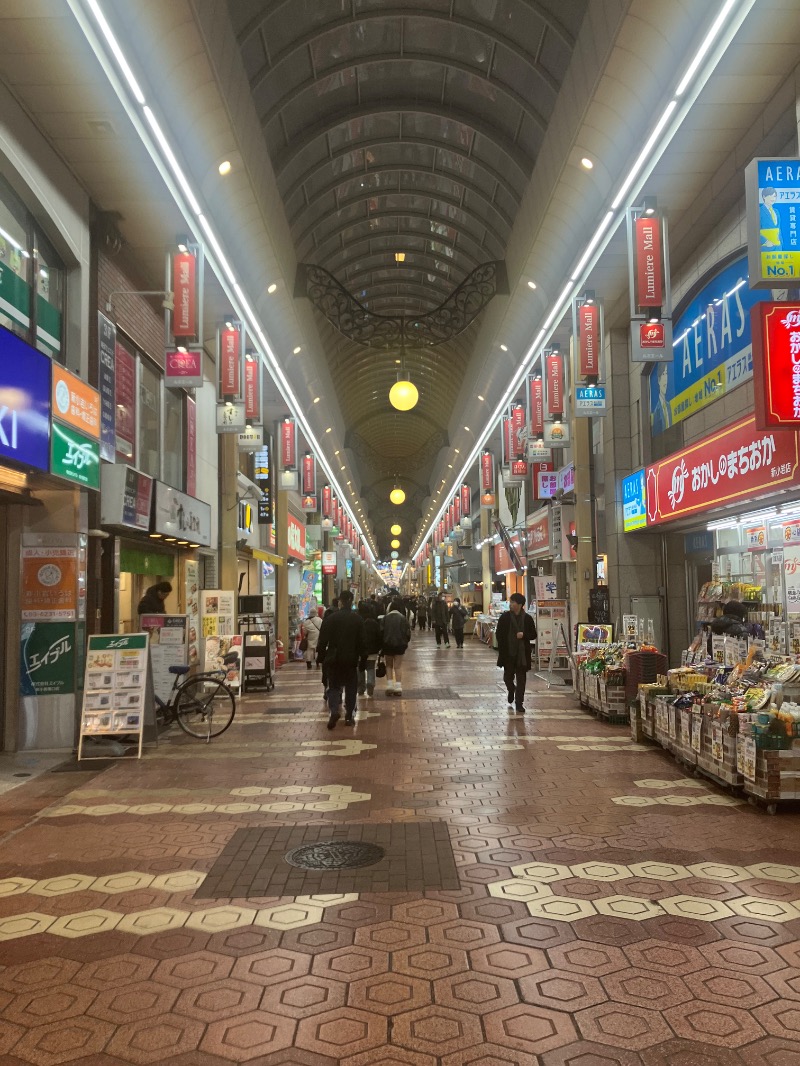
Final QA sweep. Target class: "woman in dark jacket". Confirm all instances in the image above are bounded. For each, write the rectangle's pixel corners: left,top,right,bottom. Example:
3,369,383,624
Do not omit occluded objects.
358,602,383,697
137,581,172,615
381,599,411,697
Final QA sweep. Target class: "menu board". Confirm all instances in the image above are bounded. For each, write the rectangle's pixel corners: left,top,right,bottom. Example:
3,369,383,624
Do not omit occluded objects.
204,634,243,693
139,615,188,703
77,633,153,760
184,560,200,666
200,589,235,637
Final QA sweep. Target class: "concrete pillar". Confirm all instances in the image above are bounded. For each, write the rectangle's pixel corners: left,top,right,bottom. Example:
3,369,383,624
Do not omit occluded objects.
275,489,289,650
218,434,239,592
573,408,594,622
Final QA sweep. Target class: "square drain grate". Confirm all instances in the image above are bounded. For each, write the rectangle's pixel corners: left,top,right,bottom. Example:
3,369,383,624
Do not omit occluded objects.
196,822,459,898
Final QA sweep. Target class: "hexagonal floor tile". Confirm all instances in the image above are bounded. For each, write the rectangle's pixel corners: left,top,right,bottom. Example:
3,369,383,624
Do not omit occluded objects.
501,915,578,951
392,1004,484,1057
28,874,97,897
0,911,56,940
392,945,470,980
627,862,690,882
665,1000,766,1047
526,896,597,923
684,966,777,1009
548,940,629,977
541,1040,646,1066
116,907,188,936
312,945,391,982
747,863,800,884
576,1002,673,1051
470,943,549,979
639,1036,750,1066
11,1016,114,1066
348,972,431,1016
685,862,751,883
88,978,179,1023
434,972,518,1015
623,939,707,976
429,919,501,949
571,862,632,882
255,902,325,930
488,879,554,903
484,1003,577,1056
510,862,572,882
200,1008,297,1061
232,947,311,986
354,920,427,951
344,1047,435,1066
0,956,81,993
700,939,784,976
0,877,35,897
659,896,734,922
184,905,257,933
48,908,122,938
520,969,607,1012
601,967,692,1011
594,896,664,922
174,977,263,1022
391,899,460,926
5,982,97,1028
90,871,155,895
441,1044,542,1066
154,949,233,988
295,1006,388,1058
754,1000,800,1040
106,1012,205,1064
728,897,800,923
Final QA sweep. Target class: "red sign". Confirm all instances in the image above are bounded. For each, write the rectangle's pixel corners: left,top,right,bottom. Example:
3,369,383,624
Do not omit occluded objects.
114,342,136,463
453,494,461,526
526,511,550,555
244,358,260,421
460,484,471,518
494,533,522,574
511,404,525,458
480,451,494,492
280,419,295,470
530,459,554,500
639,321,666,349
752,303,800,429
287,513,306,561
302,454,316,495
578,303,600,378
645,415,800,526
172,251,196,337
445,510,451,537
547,354,563,415
321,484,332,518
438,519,445,544
634,215,663,308
510,460,528,477
186,395,196,496
219,328,241,396
530,377,544,435
502,417,513,464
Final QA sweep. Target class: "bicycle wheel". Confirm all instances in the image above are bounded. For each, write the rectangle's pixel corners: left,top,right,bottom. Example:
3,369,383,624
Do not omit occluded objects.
175,676,236,739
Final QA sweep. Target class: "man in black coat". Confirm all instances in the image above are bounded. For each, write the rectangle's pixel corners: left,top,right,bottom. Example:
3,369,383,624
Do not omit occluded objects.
431,593,450,648
495,593,537,714
317,589,366,728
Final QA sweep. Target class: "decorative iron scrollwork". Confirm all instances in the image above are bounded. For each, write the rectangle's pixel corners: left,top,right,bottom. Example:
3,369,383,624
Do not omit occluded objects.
296,261,507,347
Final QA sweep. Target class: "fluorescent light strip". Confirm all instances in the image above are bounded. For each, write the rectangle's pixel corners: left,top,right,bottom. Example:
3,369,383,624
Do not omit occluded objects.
73,0,376,559
413,0,750,557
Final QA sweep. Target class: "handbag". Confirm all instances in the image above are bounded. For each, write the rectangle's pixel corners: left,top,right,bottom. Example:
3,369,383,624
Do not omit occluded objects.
299,637,308,652
376,654,387,678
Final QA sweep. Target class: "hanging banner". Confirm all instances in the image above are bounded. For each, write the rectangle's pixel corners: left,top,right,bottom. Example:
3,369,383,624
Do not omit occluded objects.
634,215,664,309
115,342,136,463
575,385,607,415
645,414,800,526
321,484,332,519
752,302,800,429
481,451,495,493
577,301,602,379
547,352,564,415
244,356,260,421
97,312,116,462
453,494,461,527
186,395,196,496
219,326,241,398
172,251,197,337
280,418,296,470
166,348,203,390
460,484,471,519
745,158,800,288
531,459,554,501
501,416,513,465
529,376,544,435
537,470,559,498
302,453,316,496
511,404,525,458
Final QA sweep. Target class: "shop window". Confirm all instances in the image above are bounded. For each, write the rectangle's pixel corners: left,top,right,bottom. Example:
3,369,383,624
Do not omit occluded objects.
33,228,64,361
0,176,31,339
138,357,161,479
163,384,184,489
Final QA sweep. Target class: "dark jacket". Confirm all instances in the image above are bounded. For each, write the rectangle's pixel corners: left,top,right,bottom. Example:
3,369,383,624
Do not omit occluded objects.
382,609,411,652
449,604,468,631
316,608,366,667
362,617,383,657
431,598,449,627
496,610,537,670
137,589,166,615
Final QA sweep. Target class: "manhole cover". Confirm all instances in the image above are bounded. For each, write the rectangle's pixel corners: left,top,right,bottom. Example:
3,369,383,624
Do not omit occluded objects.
284,840,385,870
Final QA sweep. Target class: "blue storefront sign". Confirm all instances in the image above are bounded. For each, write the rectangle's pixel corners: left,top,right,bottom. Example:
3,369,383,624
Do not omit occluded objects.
575,385,606,415
0,326,51,472
622,470,647,532
684,530,714,555
746,158,800,286
649,255,772,435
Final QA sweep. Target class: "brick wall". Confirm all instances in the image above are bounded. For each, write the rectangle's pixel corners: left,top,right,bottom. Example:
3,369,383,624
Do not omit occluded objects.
97,251,165,368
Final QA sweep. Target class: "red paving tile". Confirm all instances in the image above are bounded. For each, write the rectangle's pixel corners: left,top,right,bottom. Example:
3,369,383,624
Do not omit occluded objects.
4,643,800,1063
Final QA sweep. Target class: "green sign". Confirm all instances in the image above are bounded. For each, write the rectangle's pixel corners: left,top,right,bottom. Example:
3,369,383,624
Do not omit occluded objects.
20,621,75,696
0,260,30,328
88,633,148,651
50,421,100,489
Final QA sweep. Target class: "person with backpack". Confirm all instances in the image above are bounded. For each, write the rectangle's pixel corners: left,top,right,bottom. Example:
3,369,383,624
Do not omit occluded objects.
448,597,468,649
381,598,411,696
357,601,383,698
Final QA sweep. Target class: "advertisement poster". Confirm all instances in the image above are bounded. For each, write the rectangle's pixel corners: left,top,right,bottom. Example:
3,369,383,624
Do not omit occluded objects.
184,560,200,665
746,158,800,287
114,342,136,462
784,546,800,614
20,621,75,696
201,590,236,637
52,364,100,439
204,634,243,693
140,614,188,702
576,623,613,649
78,633,153,759
622,470,647,531
21,547,78,620
536,601,568,654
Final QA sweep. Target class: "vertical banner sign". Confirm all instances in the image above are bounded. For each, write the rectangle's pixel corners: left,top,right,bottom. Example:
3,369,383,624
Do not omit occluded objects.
547,352,564,416
453,494,461,526
578,302,600,379
481,450,495,493
114,342,136,463
280,418,296,470
97,312,116,462
322,484,332,519
751,302,800,429
529,376,544,435
438,519,445,544
244,357,260,422
634,216,664,309
302,454,316,495
186,395,197,497
511,404,525,458
502,417,514,465
219,326,241,397
172,251,197,337
460,484,471,519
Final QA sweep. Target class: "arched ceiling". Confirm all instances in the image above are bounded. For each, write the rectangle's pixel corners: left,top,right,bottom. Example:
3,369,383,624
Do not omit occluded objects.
227,0,590,554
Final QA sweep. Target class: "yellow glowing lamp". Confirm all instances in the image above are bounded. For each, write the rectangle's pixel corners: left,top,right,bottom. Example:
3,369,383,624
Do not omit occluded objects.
389,377,418,411
391,538,400,549
390,487,406,505
390,524,402,535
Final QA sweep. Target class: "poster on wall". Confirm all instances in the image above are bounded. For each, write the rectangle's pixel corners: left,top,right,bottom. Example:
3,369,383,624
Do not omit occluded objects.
21,546,78,621
139,614,188,702
204,634,243,693
184,560,200,666
200,590,236,636
20,621,76,696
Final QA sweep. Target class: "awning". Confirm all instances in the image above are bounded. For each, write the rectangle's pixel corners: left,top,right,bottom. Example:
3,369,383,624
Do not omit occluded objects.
251,548,284,566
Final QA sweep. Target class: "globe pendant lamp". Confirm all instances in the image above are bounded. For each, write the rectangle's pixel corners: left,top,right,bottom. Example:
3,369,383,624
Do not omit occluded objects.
391,539,400,549
390,523,402,535
390,479,406,505
389,373,418,411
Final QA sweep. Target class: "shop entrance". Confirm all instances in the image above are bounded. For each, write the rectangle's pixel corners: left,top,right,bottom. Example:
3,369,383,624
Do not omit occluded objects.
118,545,176,633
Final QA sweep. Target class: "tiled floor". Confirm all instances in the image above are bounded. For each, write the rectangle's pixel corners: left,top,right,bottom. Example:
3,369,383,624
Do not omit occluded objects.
4,634,800,1063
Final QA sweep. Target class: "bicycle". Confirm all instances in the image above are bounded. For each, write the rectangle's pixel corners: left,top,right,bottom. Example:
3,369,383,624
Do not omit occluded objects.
156,652,238,742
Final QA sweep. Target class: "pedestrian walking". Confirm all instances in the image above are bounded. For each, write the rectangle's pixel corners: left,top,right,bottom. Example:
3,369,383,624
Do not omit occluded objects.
358,601,382,698
316,590,365,728
381,598,411,696
448,597,468,649
416,598,428,631
495,593,537,714
301,603,323,670
431,593,450,648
